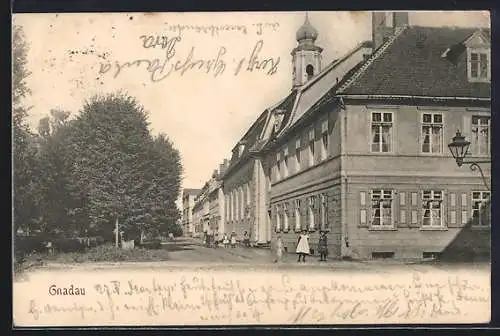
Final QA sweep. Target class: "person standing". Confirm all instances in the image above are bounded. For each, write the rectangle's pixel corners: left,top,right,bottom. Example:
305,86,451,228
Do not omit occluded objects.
274,235,284,263
223,233,229,248
243,231,250,247
230,232,237,248
296,230,310,262
318,231,328,261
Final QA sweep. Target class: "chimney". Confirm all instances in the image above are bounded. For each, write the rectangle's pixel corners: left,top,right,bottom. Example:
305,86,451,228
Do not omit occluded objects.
372,11,409,51
223,158,229,168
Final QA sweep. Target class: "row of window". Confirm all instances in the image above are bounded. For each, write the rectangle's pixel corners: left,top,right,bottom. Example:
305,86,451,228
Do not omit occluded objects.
225,184,251,222
273,193,329,232
275,120,329,182
360,190,490,229
273,113,490,183
371,112,490,155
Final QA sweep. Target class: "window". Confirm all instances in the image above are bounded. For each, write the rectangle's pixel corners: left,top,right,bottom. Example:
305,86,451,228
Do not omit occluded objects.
422,190,443,228
306,64,314,79
282,148,289,178
320,194,328,230
308,196,315,230
283,203,289,231
295,139,301,172
371,190,394,227
371,112,393,153
246,184,251,218
421,113,443,154
294,199,301,230
471,116,490,156
240,187,244,220
308,129,315,167
320,121,328,161
472,191,490,227
275,153,281,181
469,51,490,81
275,205,281,231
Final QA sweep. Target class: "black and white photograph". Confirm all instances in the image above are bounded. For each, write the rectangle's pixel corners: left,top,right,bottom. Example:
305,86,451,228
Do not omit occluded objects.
12,10,491,326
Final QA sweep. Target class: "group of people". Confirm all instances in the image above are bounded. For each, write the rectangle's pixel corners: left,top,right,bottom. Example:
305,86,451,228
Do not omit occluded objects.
274,230,328,263
203,230,251,248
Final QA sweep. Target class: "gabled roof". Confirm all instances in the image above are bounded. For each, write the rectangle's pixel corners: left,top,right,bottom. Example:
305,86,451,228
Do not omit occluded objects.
339,26,491,98
274,41,372,140
223,89,299,177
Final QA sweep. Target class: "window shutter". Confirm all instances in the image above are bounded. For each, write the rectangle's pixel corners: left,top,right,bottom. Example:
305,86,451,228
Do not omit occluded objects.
408,191,420,228
461,193,468,207
396,190,407,228
358,191,370,228
393,191,400,228
461,210,469,225
441,190,447,228
462,115,472,139
448,192,460,228
459,193,468,228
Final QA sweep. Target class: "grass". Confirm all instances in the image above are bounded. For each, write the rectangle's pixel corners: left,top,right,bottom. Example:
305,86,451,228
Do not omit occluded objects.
16,244,170,270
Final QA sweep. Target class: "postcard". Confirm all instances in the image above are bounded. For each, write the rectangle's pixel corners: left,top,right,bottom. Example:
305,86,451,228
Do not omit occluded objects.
12,10,491,327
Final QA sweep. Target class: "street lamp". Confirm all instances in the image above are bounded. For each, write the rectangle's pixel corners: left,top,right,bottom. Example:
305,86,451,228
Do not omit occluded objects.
448,130,490,191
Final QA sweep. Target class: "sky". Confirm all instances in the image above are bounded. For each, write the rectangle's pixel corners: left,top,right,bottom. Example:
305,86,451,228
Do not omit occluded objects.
13,11,490,195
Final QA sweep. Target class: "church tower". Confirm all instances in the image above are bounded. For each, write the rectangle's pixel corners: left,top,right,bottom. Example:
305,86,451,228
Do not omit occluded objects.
291,13,323,88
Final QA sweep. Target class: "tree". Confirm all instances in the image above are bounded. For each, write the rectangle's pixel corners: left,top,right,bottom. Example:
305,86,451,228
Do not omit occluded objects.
12,24,38,234
67,92,183,241
35,110,80,235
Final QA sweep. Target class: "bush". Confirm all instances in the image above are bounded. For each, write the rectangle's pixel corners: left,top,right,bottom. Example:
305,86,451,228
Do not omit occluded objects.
14,235,47,257
50,244,170,263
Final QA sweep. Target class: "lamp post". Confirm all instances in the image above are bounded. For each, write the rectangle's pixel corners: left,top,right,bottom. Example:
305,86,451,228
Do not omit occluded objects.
448,130,490,191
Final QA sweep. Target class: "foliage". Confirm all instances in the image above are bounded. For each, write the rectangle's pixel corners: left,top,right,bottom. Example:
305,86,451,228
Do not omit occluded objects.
12,24,39,234
20,92,183,244
12,25,183,251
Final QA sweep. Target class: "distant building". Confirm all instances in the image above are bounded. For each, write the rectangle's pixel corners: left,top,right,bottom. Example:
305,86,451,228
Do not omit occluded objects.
181,188,201,236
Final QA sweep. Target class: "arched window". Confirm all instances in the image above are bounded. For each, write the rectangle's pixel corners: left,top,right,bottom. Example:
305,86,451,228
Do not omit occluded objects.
306,64,314,79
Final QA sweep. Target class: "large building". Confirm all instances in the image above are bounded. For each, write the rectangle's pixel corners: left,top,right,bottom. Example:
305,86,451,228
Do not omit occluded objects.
181,189,201,236
266,12,491,259
194,11,491,259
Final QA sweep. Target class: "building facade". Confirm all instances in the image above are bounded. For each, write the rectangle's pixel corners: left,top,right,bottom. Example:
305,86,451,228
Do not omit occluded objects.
181,189,201,237
267,12,491,259
193,12,491,259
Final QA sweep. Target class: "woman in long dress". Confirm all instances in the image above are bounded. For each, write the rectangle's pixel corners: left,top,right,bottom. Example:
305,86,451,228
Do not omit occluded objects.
296,230,310,262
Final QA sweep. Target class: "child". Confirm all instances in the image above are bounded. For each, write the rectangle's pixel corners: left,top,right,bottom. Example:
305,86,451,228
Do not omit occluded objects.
223,233,229,248
318,231,328,261
296,230,310,262
230,232,237,248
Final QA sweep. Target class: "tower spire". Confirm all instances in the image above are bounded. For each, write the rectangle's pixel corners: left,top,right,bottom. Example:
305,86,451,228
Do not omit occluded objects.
292,12,323,88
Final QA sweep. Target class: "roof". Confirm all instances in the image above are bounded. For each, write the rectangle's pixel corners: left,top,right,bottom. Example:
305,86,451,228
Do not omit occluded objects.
274,41,371,140
183,188,201,197
223,89,298,176
340,26,491,98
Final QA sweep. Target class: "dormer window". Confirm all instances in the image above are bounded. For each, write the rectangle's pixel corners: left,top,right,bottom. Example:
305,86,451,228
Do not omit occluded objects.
238,143,245,157
465,30,491,83
469,51,489,81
